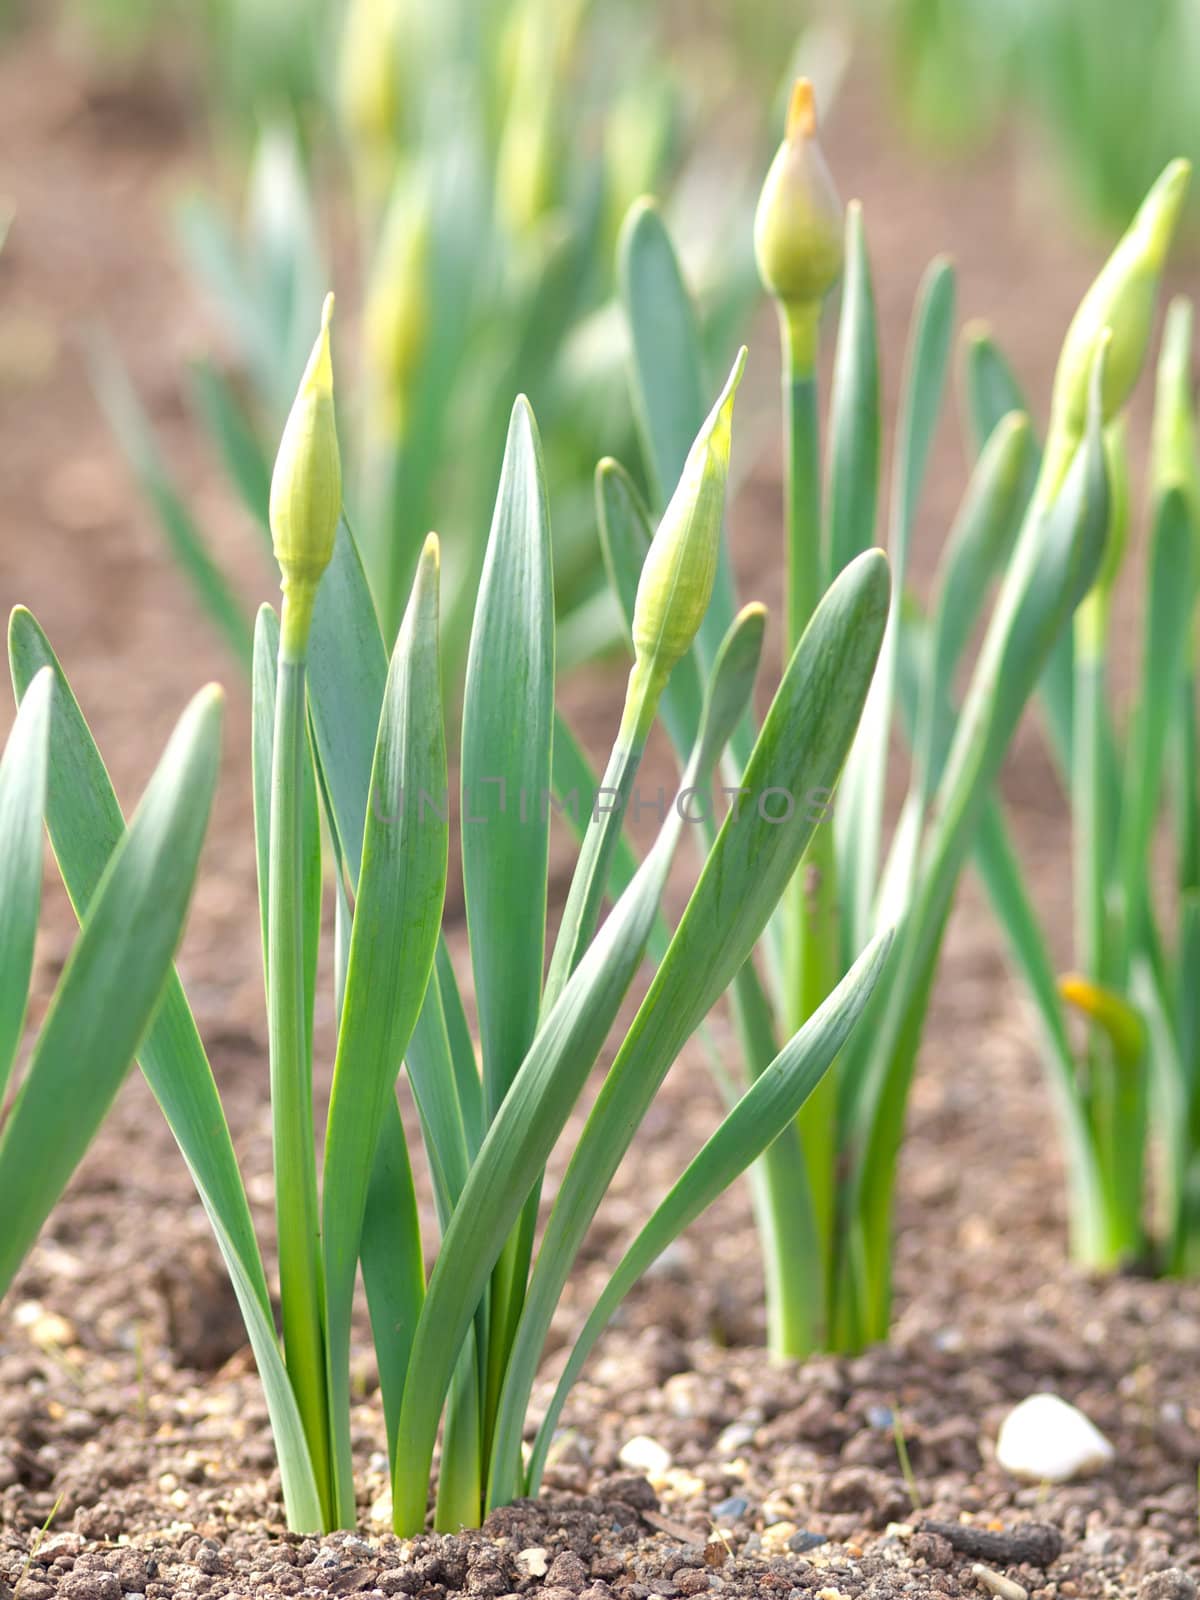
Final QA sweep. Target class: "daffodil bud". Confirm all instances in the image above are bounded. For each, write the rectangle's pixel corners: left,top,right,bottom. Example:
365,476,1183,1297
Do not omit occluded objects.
628,348,746,721
496,80,557,237
338,0,404,200
270,294,342,658
364,182,429,439
754,80,844,367
1058,973,1145,1069
1044,159,1191,495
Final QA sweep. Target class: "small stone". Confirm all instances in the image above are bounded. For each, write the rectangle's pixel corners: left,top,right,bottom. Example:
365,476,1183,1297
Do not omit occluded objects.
972,1566,1028,1600
618,1435,672,1478
711,1496,749,1523
675,1570,711,1596
865,1405,894,1430
545,1430,591,1470
1140,1573,1198,1600
761,1521,798,1552
715,1422,755,1455
12,1301,76,1349
545,1553,588,1592
788,1531,828,1554
516,1548,549,1579
995,1394,1114,1483
62,1575,122,1600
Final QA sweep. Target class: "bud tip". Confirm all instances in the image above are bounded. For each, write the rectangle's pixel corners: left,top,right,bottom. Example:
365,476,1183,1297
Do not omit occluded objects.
786,78,817,141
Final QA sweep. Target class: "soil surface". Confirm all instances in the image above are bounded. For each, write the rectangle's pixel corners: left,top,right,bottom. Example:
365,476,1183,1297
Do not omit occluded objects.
1,16,1198,1600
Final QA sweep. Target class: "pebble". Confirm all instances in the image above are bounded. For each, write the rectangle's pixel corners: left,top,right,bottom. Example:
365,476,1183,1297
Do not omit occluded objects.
972,1566,1028,1600
761,1521,799,1553
516,1547,549,1579
715,1422,755,1454
995,1393,1114,1482
1140,1573,1198,1600
711,1496,749,1523
618,1435,672,1478
788,1531,828,1554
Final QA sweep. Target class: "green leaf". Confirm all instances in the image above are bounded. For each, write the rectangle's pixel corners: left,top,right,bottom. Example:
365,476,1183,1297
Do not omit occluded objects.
852,349,1112,1336
526,928,894,1494
617,197,738,677
836,258,956,954
307,516,389,882
0,667,52,1099
961,323,1033,458
188,359,272,542
322,538,448,1526
7,610,324,1533
392,600,773,1535
251,606,322,1051
88,334,254,673
488,550,891,1508
360,1091,426,1465
1117,490,1194,945
878,411,1034,919
825,202,881,586
0,685,220,1301
462,399,555,1120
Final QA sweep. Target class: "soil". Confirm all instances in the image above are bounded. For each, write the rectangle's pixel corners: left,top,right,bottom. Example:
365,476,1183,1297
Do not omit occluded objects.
1,14,1198,1600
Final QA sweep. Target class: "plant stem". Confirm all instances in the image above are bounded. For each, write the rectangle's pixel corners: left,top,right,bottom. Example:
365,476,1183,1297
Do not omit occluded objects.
270,621,332,1526
780,305,841,1330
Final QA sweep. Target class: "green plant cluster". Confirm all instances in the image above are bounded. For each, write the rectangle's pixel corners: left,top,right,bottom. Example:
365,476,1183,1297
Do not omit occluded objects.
2,59,1198,1545
92,0,771,688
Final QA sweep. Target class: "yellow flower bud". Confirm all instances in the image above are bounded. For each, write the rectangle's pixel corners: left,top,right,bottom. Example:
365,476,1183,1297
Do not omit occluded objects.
496,80,557,237
754,80,844,362
629,348,747,715
1058,973,1145,1070
1044,159,1191,496
338,0,404,197
270,293,342,657
364,181,430,439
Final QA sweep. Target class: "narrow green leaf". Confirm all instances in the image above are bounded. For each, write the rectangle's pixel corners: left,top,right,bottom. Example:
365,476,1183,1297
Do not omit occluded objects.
462,399,555,1121
961,323,1033,458
825,202,881,585
189,359,273,541
323,538,448,1527
8,610,324,1533
360,1091,426,1463
393,600,773,1535
852,350,1112,1335
1118,490,1194,944
526,928,894,1494
307,515,389,882
251,605,322,1049
0,685,221,1300
88,335,254,672
617,197,738,675
489,550,891,1508
837,259,956,953
0,668,52,1098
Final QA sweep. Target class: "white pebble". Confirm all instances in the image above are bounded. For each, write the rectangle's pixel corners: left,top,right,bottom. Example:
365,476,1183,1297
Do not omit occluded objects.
973,1564,1028,1600
517,1547,549,1578
618,1434,672,1477
995,1392,1114,1482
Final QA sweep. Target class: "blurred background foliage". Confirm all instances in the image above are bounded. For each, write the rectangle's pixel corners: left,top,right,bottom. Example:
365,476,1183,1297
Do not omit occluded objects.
6,0,1199,681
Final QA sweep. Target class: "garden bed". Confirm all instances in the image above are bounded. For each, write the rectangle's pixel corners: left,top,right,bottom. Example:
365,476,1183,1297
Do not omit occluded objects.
0,21,1196,1600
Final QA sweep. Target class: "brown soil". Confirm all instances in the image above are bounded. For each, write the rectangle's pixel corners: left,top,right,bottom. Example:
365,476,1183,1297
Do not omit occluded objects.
1,17,1198,1600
